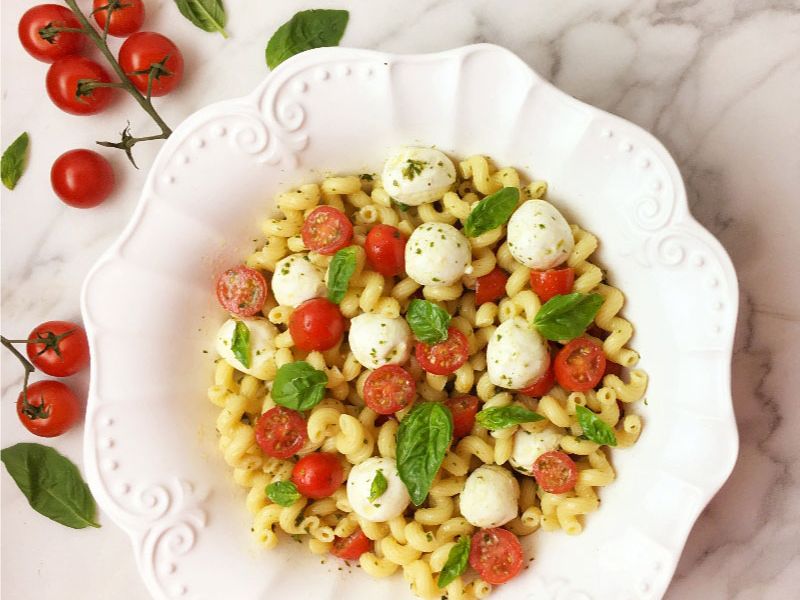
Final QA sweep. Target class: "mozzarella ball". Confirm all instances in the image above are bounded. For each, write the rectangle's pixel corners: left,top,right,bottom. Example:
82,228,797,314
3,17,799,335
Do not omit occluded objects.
459,465,519,528
215,317,278,379
271,253,326,308
382,147,456,206
509,427,563,476
507,200,574,270
486,317,549,389
347,457,410,522
348,313,412,370
405,223,472,286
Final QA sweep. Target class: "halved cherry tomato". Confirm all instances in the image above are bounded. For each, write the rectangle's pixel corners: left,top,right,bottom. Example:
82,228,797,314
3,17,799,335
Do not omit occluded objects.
519,357,554,397
469,528,524,585
554,337,606,392
532,450,578,493
216,265,268,317
529,267,575,302
51,149,115,208
118,32,183,96
93,0,145,37
445,395,479,438
301,206,353,255
291,453,344,499
288,298,345,351
365,224,406,277
254,406,308,459
26,321,89,377
331,528,372,560
415,327,469,375
16,380,80,438
475,268,508,305
363,365,416,415
18,4,86,63
46,56,115,115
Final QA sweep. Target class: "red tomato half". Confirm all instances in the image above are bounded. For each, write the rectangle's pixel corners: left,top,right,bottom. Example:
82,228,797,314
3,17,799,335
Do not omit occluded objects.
119,32,184,96
445,395,479,438
16,380,80,438
554,337,606,392
331,529,372,560
415,327,469,375
292,453,344,499
532,451,578,494
475,268,508,305
93,0,145,37
254,406,308,459
519,357,554,398
301,206,353,255
51,149,115,208
26,320,89,377
469,528,524,585
363,365,416,415
18,4,86,63
365,224,406,277
46,56,115,115
216,265,268,317
288,298,345,351
529,267,575,302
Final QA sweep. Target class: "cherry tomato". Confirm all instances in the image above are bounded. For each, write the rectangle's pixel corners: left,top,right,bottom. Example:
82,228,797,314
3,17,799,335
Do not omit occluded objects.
532,450,578,494
530,267,575,303
554,337,606,392
216,265,268,317
301,206,353,255
445,395,479,438
288,298,345,351
469,528,524,585
93,0,145,37
331,528,372,560
415,327,469,375
365,224,406,277
519,357,555,397
254,406,308,459
16,380,80,438
291,453,344,499
25,321,89,377
18,4,86,63
51,149,115,208
46,56,115,115
475,268,508,305
118,32,184,97
363,365,416,415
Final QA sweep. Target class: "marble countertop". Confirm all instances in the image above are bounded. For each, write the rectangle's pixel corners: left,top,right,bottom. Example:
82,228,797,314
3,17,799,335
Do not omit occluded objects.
2,1,798,598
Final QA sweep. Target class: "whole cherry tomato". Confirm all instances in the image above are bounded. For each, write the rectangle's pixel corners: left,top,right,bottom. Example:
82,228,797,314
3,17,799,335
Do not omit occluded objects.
365,224,406,277
291,453,344,499
93,0,145,37
18,4,86,63
118,32,184,96
51,150,115,208
288,298,346,351
25,321,90,377
46,56,115,115
16,380,80,438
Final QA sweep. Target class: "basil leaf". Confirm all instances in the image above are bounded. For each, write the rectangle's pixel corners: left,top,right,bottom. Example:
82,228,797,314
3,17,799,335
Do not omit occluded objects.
575,405,617,446
173,0,228,38
406,299,450,344
533,293,603,341
368,469,387,502
326,246,358,304
272,361,327,411
231,321,250,368
475,405,543,430
1,443,100,529
266,480,301,507
2,132,29,191
266,9,349,69
391,199,410,212
463,186,519,238
437,536,470,588
397,403,453,506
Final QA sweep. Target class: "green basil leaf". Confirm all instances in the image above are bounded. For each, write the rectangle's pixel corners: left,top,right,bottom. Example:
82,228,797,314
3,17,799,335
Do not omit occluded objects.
1,443,100,529
266,9,349,69
475,405,543,430
266,480,301,506
368,469,387,503
575,405,617,446
533,292,603,341
173,0,228,37
406,299,450,344
391,199,410,212
2,132,29,191
463,186,519,238
437,536,470,588
272,361,327,411
396,403,453,506
326,246,358,304
231,321,251,368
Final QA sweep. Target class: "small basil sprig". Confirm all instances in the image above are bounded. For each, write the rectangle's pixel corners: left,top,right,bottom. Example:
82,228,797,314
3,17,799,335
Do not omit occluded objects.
437,536,470,588
463,186,519,237
368,469,387,503
266,9,349,69
173,0,228,38
397,403,453,506
533,293,603,341
327,246,358,304
405,299,451,344
272,361,327,411
266,480,301,506
2,132,29,191
230,321,250,368
475,405,543,430
575,405,617,446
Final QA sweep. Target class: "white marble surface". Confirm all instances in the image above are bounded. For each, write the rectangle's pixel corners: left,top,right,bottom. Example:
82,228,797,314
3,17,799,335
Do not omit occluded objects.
1,1,798,599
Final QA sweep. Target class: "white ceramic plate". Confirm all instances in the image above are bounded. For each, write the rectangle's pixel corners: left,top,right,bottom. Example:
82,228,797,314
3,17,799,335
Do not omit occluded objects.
81,44,738,600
